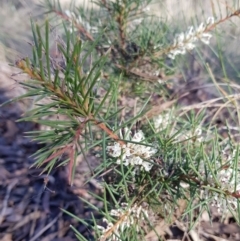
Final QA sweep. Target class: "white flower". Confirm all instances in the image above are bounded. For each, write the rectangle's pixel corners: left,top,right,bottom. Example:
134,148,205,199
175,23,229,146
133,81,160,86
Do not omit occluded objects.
153,111,172,131
200,148,240,213
177,125,204,143
97,203,148,240
65,9,98,34
106,142,122,157
207,16,215,25
200,33,212,44
107,129,157,172
168,17,214,59
65,10,76,19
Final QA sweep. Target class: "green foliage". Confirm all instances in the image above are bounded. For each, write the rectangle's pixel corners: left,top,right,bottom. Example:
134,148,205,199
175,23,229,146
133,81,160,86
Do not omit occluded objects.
7,0,240,240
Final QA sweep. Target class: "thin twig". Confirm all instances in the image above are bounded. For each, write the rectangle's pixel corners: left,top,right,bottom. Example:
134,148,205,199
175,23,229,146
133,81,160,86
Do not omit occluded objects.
0,179,18,225
29,212,61,241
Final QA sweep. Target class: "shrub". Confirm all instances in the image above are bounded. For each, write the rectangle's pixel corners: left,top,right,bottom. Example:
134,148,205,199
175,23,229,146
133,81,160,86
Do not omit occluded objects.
6,0,240,240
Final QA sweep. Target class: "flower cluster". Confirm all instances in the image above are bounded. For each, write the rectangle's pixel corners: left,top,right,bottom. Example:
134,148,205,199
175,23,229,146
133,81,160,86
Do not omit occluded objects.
153,111,171,132
97,203,148,241
201,148,240,213
202,174,240,213
182,125,204,142
65,10,98,33
168,17,214,59
107,130,157,172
